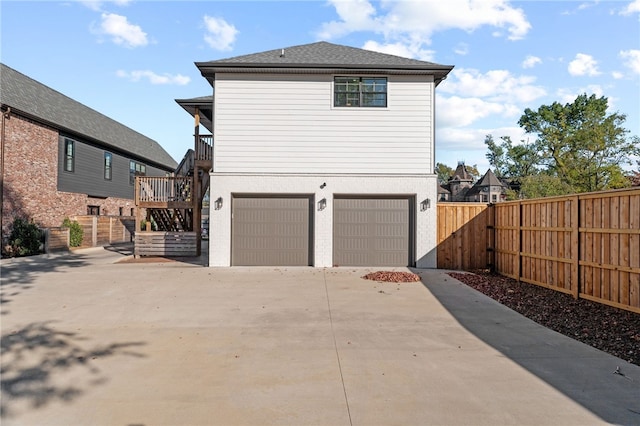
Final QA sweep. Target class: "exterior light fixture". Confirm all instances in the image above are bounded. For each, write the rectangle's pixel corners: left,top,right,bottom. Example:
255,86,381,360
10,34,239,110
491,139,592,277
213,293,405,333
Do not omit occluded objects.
318,198,327,211
214,197,223,210
420,198,431,211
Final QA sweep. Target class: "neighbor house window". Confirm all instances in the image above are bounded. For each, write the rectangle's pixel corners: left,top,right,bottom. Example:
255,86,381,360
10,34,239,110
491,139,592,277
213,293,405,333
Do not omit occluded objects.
334,77,387,107
104,152,112,180
87,205,100,215
64,139,75,172
129,160,146,185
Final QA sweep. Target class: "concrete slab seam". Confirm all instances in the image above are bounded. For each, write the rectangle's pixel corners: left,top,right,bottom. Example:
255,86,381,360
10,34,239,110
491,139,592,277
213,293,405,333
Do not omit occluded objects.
323,268,353,426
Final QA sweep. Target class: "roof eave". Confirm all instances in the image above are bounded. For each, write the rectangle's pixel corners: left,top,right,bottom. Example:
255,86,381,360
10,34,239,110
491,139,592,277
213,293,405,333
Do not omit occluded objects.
195,62,454,84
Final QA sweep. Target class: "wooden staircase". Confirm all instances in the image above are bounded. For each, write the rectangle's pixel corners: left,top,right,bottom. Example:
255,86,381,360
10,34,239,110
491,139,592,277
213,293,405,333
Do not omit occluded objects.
134,135,212,257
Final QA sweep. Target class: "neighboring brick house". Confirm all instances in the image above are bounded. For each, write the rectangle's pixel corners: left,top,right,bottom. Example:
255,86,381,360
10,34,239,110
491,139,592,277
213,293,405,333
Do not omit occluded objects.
0,64,177,242
180,41,453,267
445,162,475,202
464,169,508,203
439,164,509,203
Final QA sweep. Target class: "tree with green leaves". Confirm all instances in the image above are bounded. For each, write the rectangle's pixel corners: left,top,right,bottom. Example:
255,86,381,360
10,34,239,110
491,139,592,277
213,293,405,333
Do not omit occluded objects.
436,162,481,183
435,162,454,183
484,135,540,179
518,94,639,193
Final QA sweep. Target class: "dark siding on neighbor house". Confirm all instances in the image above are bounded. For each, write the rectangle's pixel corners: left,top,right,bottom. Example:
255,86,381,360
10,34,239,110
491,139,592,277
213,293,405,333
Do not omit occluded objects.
57,135,169,199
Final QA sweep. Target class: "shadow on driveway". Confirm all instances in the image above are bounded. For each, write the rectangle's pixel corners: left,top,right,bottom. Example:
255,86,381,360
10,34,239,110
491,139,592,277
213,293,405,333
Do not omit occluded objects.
0,322,146,419
414,269,640,426
1,254,90,316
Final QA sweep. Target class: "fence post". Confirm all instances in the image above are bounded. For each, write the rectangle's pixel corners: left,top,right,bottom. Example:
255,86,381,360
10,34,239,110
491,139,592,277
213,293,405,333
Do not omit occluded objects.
43,228,50,254
487,204,495,272
516,200,522,282
571,195,580,299
92,216,98,247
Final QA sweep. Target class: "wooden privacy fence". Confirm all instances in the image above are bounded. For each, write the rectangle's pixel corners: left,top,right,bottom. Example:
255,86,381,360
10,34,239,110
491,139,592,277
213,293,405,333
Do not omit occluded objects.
438,188,640,313
437,203,492,271
44,227,70,252
134,231,197,257
70,215,135,248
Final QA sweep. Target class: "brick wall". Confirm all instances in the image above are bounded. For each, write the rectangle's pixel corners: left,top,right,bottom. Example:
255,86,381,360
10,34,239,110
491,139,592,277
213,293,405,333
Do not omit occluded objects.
1,112,137,240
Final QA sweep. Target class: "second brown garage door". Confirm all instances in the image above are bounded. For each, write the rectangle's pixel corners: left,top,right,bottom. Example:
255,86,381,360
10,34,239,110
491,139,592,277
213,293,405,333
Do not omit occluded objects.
231,195,312,266
333,197,412,266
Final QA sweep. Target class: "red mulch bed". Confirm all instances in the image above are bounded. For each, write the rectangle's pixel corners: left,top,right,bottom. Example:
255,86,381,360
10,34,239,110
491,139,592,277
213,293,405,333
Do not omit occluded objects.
449,270,640,366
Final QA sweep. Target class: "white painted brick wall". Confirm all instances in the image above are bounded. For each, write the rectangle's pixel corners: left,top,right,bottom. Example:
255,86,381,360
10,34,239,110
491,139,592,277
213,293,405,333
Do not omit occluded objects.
208,173,438,268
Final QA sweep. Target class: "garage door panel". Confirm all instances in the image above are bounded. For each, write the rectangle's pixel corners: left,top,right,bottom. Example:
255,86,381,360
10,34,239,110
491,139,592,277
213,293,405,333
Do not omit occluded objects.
232,196,311,266
333,198,411,267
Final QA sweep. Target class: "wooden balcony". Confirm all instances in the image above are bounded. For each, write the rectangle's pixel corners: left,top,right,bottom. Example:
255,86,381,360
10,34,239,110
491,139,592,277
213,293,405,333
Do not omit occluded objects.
135,176,194,209
196,134,213,170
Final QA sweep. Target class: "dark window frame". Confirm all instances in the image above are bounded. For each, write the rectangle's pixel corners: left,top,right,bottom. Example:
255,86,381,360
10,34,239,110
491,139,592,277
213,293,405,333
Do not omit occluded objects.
64,139,75,172
104,152,113,180
334,76,387,108
129,160,147,185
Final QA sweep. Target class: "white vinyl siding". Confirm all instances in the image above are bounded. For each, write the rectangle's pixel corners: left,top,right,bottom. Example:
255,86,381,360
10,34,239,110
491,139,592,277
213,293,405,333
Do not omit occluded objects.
213,73,433,174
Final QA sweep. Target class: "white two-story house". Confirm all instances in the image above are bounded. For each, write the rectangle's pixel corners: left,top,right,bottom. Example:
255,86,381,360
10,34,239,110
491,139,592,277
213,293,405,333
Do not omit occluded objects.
188,41,453,267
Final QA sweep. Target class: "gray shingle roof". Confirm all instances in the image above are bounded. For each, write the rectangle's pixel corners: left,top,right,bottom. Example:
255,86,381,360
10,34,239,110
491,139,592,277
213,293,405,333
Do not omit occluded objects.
476,169,504,187
196,41,453,84
175,96,214,133
0,63,177,170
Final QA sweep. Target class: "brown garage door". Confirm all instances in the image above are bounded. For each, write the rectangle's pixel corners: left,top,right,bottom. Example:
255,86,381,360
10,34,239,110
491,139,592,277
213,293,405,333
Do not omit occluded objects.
231,195,312,266
333,197,412,267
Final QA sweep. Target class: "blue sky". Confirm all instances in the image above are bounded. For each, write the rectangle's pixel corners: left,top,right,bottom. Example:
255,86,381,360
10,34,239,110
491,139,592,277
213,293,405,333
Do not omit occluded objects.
2,0,639,172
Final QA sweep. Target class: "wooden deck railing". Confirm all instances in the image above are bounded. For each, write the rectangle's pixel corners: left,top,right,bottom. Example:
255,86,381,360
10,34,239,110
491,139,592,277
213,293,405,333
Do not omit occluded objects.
196,135,213,161
135,176,193,204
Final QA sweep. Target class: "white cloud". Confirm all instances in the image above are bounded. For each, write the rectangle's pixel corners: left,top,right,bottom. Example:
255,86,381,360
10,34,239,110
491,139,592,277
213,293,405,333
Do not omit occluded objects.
522,55,541,68
568,53,601,76
439,68,547,103
435,126,528,171
437,96,519,128
620,0,640,15
454,43,469,56
362,40,435,62
80,0,132,11
203,16,238,51
116,70,190,85
317,0,531,45
612,71,625,79
620,49,640,74
98,13,147,48
556,85,605,104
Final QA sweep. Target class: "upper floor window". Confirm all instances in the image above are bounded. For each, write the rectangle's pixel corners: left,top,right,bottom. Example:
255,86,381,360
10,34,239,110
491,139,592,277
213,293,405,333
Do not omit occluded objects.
104,152,112,180
129,160,146,185
334,77,387,108
64,139,75,172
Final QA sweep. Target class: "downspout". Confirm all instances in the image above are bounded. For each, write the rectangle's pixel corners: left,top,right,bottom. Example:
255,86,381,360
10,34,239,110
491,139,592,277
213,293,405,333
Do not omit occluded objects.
0,107,10,241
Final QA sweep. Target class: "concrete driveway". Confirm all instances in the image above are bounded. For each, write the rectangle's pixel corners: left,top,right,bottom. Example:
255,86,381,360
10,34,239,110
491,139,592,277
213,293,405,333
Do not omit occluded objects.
1,246,639,426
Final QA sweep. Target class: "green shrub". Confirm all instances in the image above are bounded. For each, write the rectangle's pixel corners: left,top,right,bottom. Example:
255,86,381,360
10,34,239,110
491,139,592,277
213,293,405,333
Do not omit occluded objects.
4,217,43,257
62,218,84,247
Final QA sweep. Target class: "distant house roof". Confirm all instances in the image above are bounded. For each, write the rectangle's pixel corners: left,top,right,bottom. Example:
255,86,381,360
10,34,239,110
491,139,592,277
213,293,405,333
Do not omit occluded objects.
465,169,507,199
475,169,503,187
0,63,177,170
438,185,451,195
195,41,454,86
450,162,474,182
